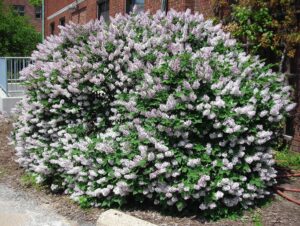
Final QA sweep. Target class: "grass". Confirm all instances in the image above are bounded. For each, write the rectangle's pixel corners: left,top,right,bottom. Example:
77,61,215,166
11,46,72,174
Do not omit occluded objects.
0,166,7,179
275,149,300,170
20,172,43,190
251,210,263,226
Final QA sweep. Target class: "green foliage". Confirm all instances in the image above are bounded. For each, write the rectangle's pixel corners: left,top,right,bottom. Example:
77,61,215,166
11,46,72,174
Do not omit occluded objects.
20,172,42,190
29,0,42,7
213,0,300,67
275,148,300,170
78,196,91,208
252,211,263,226
0,0,41,56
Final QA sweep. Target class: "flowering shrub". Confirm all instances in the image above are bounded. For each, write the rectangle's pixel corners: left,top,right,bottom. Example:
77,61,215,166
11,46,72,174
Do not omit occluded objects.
13,9,295,216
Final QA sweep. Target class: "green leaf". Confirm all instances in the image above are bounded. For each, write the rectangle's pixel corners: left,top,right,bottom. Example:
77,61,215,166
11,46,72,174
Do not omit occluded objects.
176,201,186,211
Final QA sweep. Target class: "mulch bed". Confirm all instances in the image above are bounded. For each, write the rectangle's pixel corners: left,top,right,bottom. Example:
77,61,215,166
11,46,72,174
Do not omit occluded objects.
1,115,299,226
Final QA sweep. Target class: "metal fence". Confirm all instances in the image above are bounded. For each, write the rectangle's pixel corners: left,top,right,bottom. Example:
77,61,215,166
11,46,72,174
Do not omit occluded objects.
0,57,32,96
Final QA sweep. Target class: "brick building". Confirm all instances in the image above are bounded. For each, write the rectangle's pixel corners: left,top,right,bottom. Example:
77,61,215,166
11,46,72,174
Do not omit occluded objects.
44,0,213,36
4,0,42,32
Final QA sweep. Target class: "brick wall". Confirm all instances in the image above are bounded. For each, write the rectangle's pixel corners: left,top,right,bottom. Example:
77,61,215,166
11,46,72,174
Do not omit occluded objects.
194,0,213,17
86,0,97,19
292,108,300,151
109,0,125,17
145,0,161,14
167,0,186,11
291,47,300,152
4,0,42,32
45,0,71,16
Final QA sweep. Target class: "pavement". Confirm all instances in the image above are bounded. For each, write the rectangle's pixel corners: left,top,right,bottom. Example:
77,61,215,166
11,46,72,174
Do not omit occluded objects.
0,183,92,226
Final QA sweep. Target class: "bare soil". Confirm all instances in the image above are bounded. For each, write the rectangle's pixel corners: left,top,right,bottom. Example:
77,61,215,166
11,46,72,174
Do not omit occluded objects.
0,115,299,226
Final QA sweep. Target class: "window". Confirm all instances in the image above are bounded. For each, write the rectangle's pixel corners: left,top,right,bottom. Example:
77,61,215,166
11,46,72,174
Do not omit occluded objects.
126,0,144,14
50,22,55,35
13,5,25,16
35,7,42,19
97,0,109,22
59,17,65,27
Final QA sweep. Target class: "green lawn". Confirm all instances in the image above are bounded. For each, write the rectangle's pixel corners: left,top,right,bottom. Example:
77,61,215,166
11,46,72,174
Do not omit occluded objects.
275,149,300,171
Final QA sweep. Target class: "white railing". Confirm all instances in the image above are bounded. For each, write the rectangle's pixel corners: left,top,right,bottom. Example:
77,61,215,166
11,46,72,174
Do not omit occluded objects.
0,57,32,96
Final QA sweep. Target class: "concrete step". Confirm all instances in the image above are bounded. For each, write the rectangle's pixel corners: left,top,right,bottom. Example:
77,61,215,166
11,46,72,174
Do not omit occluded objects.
7,83,25,97
0,87,23,114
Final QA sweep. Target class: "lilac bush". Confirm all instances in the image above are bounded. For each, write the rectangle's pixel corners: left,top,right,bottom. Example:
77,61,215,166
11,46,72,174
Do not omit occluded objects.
13,9,295,215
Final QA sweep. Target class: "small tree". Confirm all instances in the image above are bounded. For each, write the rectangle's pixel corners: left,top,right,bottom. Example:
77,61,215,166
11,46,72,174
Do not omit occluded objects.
0,0,41,56
212,0,300,72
